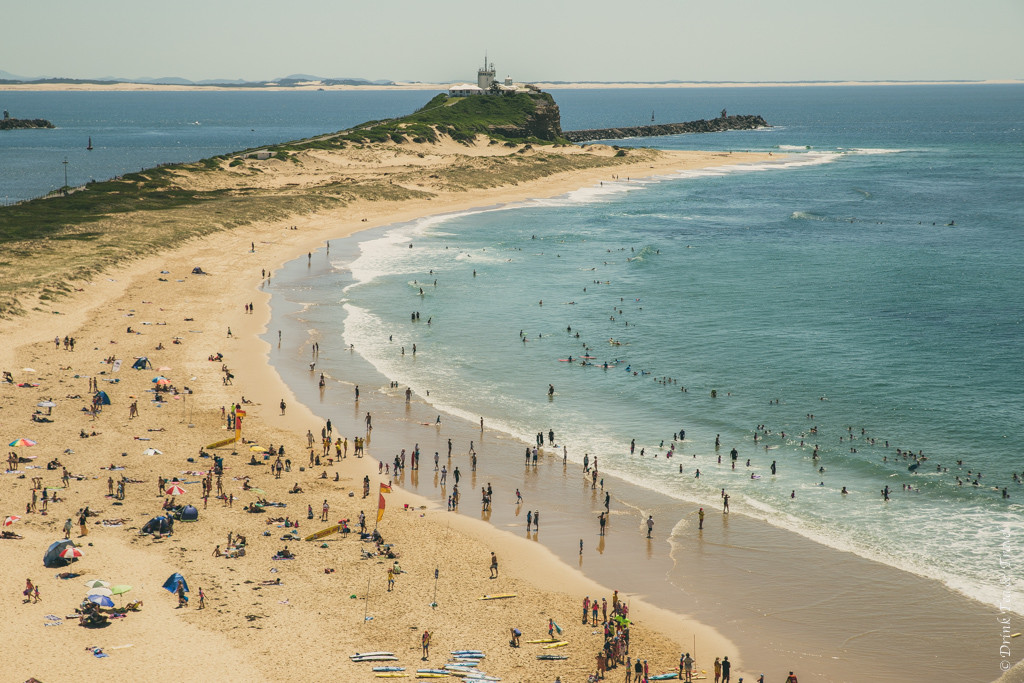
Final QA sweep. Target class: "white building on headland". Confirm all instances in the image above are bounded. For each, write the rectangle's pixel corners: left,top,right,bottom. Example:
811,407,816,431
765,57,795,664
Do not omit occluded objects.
448,55,533,97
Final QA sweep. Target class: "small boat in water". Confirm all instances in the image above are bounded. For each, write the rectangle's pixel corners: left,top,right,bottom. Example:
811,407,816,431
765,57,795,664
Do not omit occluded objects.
86,136,93,150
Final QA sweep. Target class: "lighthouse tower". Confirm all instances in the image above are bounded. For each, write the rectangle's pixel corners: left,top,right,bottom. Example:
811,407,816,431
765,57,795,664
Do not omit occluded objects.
477,53,496,90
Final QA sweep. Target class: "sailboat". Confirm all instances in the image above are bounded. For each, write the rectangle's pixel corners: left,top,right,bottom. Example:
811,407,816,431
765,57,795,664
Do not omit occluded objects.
651,111,655,123
86,136,93,151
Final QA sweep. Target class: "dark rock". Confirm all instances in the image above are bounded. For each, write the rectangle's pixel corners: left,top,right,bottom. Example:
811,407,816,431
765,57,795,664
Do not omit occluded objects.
564,114,768,143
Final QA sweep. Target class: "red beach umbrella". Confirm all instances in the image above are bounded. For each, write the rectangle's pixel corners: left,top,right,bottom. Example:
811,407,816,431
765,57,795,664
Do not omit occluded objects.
165,484,186,496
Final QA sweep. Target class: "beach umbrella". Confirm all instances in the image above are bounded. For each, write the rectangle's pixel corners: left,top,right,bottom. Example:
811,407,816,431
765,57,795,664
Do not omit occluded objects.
83,580,110,589
143,448,163,456
9,438,36,447
61,546,83,561
110,585,132,596
87,594,115,608
22,367,36,373
4,515,21,527
86,587,113,597
165,484,186,496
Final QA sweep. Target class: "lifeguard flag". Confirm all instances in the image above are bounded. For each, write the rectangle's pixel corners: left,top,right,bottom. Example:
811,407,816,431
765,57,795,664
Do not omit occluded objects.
376,492,386,523
380,482,392,494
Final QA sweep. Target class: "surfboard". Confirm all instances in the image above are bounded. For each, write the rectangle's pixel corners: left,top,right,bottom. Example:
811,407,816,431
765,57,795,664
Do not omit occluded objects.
304,524,341,542
206,436,237,449
353,652,395,657
541,641,568,649
374,667,406,672
525,639,559,644
537,654,568,660
477,594,516,600
376,674,409,678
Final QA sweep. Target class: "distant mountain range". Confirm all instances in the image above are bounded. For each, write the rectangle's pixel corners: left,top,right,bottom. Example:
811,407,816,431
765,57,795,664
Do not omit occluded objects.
0,70,395,87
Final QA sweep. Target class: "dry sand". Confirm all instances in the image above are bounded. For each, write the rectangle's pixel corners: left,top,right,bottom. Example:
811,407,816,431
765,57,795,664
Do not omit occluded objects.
1,142,776,682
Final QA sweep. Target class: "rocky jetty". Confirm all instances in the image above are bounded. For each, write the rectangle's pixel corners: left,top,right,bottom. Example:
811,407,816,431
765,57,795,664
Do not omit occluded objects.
0,110,54,130
564,113,768,143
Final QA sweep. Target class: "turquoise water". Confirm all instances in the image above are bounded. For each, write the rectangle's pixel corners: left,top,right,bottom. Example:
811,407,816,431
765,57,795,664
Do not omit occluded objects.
272,85,1024,615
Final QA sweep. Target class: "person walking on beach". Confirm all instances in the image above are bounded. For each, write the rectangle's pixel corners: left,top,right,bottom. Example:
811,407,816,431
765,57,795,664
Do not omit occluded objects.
321,499,329,522
713,657,721,683
646,515,654,538
721,655,731,683
421,629,431,660
490,551,499,578
698,507,705,530
63,518,72,539
723,494,730,513
279,399,286,415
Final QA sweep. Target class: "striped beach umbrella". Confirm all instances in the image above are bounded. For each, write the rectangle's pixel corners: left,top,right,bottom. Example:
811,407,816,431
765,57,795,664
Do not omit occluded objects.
165,484,186,496
9,438,36,447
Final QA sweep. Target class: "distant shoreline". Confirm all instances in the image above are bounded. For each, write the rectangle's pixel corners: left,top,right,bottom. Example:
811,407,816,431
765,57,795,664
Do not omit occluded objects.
1,78,1020,92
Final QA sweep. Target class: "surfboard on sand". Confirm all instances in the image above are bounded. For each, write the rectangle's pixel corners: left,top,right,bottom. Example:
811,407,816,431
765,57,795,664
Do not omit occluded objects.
537,654,568,660
305,524,341,541
525,638,559,644
477,593,516,600
541,641,568,649
376,675,409,679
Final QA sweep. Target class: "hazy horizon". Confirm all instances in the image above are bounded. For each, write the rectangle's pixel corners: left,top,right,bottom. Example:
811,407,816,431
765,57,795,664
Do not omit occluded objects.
1,0,1021,83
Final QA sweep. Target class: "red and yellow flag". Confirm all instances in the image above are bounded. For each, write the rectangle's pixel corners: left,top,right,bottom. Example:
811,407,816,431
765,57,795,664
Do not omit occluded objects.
376,492,386,523
380,482,392,494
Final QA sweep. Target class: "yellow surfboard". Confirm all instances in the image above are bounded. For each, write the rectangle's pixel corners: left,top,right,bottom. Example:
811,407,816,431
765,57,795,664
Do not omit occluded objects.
477,593,517,600
206,436,237,449
304,524,341,542
542,641,569,649
526,638,559,644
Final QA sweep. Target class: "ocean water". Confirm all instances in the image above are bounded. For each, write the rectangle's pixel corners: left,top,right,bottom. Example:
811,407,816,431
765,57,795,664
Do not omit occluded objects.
267,84,1024,619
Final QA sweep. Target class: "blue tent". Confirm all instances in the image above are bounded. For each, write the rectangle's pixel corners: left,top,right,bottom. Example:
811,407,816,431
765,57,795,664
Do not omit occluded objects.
131,357,152,370
93,390,111,405
43,539,77,567
179,505,198,522
141,515,171,535
163,573,189,593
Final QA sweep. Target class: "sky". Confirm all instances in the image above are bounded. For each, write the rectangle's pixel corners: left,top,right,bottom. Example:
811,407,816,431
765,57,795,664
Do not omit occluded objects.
2,0,1022,83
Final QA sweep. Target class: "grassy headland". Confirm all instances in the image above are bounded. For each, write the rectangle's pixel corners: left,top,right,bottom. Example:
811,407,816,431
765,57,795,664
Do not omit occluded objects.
0,92,655,317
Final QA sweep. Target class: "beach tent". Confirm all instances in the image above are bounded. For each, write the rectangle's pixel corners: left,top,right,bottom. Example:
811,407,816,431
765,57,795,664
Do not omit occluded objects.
93,391,111,405
162,573,189,593
132,357,152,370
141,515,171,535
179,505,199,522
43,539,78,567
191,266,207,275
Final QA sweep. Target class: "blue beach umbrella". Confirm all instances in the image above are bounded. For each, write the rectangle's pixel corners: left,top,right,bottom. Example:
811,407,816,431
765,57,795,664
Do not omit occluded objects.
87,594,115,608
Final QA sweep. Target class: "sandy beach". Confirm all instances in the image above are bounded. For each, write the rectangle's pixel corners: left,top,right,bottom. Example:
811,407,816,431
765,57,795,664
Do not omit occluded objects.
1,141,774,682
3,119,1020,682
